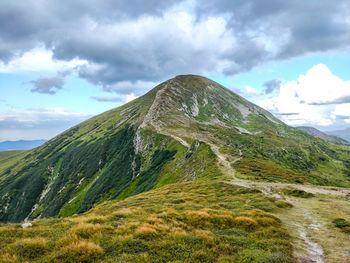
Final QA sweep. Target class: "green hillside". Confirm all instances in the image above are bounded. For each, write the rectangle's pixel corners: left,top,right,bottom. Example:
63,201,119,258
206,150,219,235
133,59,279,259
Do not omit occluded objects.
0,181,296,263
297,126,350,145
0,75,349,224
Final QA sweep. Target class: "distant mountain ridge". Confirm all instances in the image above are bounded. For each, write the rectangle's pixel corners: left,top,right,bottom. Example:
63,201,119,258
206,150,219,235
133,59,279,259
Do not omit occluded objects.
0,139,47,151
0,75,350,223
326,128,350,142
297,126,350,145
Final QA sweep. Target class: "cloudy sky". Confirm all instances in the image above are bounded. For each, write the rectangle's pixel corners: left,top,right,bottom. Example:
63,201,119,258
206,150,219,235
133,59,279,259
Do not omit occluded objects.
1,0,350,141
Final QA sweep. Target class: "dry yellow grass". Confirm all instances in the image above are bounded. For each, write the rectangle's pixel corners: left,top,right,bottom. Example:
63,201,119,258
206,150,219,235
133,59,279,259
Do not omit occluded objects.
233,216,258,231
194,229,214,241
147,216,164,224
135,224,157,236
0,181,295,262
71,223,105,239
55,241,104,262
9,238,49,261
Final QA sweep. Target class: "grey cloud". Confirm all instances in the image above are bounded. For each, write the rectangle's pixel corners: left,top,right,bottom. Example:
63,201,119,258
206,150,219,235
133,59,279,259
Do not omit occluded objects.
0,0,180,61
222,41,270,75
29,73,66,94
0,2,51,62
308,95,350,105
263,79,282,94
197,0,350,60
0,0,350,94
277,15,350,59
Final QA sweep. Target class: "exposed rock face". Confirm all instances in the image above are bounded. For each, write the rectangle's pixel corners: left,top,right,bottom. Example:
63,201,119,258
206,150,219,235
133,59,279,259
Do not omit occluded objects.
21,222,32,228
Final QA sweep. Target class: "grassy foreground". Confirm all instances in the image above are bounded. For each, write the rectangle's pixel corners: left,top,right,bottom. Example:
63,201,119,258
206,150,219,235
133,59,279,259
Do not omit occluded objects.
0,181,294,262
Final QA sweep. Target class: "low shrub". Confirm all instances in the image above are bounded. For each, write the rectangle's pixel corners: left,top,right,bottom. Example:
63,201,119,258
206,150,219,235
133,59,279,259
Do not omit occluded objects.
186,210,210,227
210,214,235,229
333,218,350,233
53,241,104,263
251,227,290,239
234,249,291,263
135,224,158,238
233,216,258,231
86,217,107,224
10,238,49,260
282,188,314,198
72,223,104,239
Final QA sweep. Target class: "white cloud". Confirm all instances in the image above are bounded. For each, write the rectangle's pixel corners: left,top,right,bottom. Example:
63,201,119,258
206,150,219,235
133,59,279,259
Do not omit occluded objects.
258,64,350,127
0,108,91,141
331,103,350,118
295,64,350,105
0,47,87,73
103,80,156,96
0,107,89,122
91,93,138,103
126,93,138,103
244,85,263,97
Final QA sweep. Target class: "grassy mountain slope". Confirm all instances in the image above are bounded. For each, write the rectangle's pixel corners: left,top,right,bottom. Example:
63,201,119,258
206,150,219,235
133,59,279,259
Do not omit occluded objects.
1,179,349,262
0,75,350,223
0,181,295,263
327,128,350,142
297,126,349,145
0,151,26,163
0,151,28,179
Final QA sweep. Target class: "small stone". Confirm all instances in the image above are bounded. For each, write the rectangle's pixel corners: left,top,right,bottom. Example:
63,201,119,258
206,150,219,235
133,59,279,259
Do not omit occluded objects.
21,222,32,228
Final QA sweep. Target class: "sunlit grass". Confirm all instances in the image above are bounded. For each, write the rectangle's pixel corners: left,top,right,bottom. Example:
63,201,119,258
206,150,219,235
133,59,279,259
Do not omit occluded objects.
0,180,294,262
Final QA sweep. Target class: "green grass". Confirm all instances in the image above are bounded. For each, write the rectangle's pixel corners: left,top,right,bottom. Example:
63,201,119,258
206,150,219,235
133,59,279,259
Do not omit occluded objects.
0,181,294,262
213,123,350,187
0,151,25,161
0,150,28,181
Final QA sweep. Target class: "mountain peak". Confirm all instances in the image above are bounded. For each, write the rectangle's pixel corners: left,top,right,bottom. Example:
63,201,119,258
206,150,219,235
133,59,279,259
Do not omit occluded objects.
2,75,349,223
158,74,226,94
171,73,212,81
138,74,280,135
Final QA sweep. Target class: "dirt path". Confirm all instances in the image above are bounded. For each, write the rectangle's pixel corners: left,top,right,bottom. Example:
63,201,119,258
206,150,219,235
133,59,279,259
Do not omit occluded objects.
220,166,350,263
208,143,241,180
292,206,325,263
298,225,324,263
152,134,349,262
208,143,350,197
228,180,350,197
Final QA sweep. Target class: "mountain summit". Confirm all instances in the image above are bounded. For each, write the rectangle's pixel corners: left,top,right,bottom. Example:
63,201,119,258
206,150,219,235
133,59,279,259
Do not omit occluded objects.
1,75,349,222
